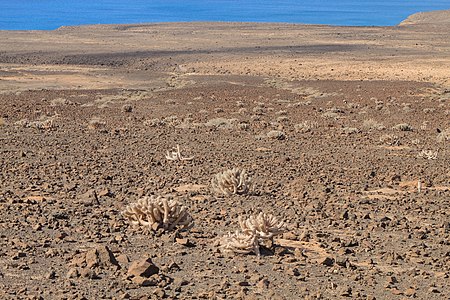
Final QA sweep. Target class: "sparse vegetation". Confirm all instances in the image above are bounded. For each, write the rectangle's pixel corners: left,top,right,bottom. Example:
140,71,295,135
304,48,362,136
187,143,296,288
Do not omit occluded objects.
219,212,286,256
204,117,236,129
210,168,251,196
294,120,317,133
267,130,286,140
437,128,450,143
88,117,106,131
165,145,194,161
122,103,133,112
392,123,413,131
341,127,360,134
144,118,165,127
417,150,438,160
362,119,385,131
122,195,193,232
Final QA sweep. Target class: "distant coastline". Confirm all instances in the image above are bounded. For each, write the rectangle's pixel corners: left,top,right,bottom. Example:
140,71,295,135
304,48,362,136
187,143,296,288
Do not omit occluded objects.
399,9,450,26
0,0,449,30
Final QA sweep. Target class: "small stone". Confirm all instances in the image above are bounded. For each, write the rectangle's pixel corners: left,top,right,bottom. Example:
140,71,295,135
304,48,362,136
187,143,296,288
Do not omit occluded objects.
128,257,159,278
283,232,297,240
55,231,68,240
78,189,99,206
153,288,165,298
287,267,301,276
404,288,416,297
132,275,158,286
168,262,181,272
85,249,99,269
80,268,99,279
96,245,119,268
97,188,111,197
428,287,440,293
122,104,133,113
175,238,190,246
116,254,129,267
390,288,403,295
335,256,348,267
321,257,335,267
45,270,56,279
32,224,42,231
237,281,250,287
256,278,269,289
66,268,79,278
174,277,189,287
339,286,352,297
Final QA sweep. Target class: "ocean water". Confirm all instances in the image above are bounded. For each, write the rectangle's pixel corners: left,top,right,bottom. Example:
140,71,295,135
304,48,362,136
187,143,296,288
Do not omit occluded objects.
0,0,449,30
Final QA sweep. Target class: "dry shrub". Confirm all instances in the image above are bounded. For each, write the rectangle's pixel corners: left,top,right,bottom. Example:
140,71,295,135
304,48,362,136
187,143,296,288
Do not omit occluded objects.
276,116,289,123
205,118,237,129
144,118,165,127
88,117,106,131
321,111,340,119
379,134,401,146
362,119,385,131
219,231,259,255
15,116,58,131
50,97,73,106
165,145,194,161
392,123,413,131
238,122,250,131
267,130,286,140
417,150,438,160
239,213,286,241
341,127,360,134
122,104,133,113
122,195,193,232
210,168,251,196
252,106,265,115
219,212,286,256
437,128,450,143
294,121,317,133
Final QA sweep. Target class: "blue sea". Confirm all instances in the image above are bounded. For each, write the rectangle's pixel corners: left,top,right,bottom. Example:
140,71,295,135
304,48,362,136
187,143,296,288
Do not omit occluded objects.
0,0,449,30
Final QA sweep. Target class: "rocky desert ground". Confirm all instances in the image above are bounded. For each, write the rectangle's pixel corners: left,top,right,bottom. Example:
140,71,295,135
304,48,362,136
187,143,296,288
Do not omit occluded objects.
0,10,449,300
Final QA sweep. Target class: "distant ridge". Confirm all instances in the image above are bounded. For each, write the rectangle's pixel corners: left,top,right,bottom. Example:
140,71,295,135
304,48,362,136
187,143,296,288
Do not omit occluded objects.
399,9,450,26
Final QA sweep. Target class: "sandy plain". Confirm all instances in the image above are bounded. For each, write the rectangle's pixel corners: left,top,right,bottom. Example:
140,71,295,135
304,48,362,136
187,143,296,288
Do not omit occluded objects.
0,10,449,300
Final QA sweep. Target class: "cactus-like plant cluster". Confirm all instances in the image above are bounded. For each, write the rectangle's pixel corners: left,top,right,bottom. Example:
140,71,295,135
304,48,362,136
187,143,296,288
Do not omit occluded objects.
165,145,194,161
417,149,438,160
220,212,286,256
122,195,193,232
210,168,251,196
